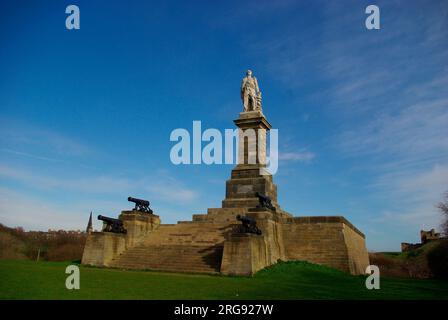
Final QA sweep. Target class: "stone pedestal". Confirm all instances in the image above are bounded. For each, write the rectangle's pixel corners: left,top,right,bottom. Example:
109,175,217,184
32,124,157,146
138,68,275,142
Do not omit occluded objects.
120,210,160,247
217,209,286,274
81,210,160,267
247,209,285,264
234,111,271,166
220,233,268,276
222,111,281,211
81,232,126,267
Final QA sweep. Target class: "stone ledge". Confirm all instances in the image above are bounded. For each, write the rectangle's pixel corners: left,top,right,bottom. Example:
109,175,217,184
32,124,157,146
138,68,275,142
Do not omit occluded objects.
284,216,365,238
120,210,160,222
234,112,272,130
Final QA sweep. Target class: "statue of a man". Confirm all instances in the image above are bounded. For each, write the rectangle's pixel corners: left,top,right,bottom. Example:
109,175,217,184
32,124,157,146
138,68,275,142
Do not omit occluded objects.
241,70,262,112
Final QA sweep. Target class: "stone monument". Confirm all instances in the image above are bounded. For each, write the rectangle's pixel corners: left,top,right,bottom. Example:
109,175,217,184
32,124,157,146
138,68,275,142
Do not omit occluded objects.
241,69,262,112
82,70,370,276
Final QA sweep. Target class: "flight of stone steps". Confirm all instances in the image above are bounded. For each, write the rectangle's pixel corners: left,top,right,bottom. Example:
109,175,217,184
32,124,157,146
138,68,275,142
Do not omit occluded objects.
109,221,234,273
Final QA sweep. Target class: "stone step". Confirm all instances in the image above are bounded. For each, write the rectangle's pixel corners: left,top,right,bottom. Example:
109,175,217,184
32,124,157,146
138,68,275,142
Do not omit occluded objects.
110,265,220,273
116,260,219,267
109,244,223,274
108,219,231,274
115,264,219,274
117,260,219,267
139,222,231,247
115,261,219,269
121,252,221,259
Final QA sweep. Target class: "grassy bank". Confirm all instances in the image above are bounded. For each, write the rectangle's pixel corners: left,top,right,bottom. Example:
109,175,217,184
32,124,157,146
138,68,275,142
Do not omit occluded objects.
1,260,447,300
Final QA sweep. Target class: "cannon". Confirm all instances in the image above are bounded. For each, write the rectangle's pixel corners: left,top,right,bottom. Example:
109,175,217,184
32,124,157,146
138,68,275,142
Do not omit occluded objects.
236,214,262,235
98,215,127,234
128,196,153,214
255,192,276,211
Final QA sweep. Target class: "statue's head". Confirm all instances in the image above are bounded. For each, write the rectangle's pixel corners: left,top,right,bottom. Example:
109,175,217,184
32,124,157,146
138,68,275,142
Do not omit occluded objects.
246,70,253,77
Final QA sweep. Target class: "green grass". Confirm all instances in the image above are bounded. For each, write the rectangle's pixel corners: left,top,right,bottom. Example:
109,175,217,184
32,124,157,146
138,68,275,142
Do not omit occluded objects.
1,260,447,299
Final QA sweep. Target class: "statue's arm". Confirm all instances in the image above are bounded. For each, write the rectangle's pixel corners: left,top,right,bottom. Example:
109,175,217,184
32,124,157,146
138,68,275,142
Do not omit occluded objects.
254,77,260,94
240,79,246,99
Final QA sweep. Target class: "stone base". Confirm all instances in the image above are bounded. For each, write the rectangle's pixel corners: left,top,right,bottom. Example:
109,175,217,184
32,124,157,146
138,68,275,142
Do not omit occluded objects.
120,210,160,247
81,211,160,267
81,232,126,267
221,233,268,276
81,207,369,275
222,165,281,211
282,216,369,274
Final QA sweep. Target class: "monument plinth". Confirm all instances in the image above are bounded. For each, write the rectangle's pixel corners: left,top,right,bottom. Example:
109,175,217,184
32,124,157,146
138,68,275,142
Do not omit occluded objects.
222,110,282,211
81,70,370,276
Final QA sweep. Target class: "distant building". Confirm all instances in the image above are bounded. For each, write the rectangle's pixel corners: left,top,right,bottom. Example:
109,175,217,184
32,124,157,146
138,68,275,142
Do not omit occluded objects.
401,229,443,252
420,229,441,244
86,212,93,234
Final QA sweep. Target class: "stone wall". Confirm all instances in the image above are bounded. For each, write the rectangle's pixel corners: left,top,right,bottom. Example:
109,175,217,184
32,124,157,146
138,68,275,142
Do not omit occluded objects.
82,210,369,275
342,223,370,274
170,208,370,276
120,211,160,247
248,209,285,264
221,233,268,276
81,232,126,267
281,216,369,274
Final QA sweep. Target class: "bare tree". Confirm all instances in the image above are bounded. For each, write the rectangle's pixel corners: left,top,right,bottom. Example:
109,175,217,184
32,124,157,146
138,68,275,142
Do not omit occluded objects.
437,192,448,236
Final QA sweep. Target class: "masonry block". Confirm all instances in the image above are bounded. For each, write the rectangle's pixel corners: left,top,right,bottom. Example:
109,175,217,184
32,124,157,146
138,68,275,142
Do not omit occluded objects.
221,233,268,276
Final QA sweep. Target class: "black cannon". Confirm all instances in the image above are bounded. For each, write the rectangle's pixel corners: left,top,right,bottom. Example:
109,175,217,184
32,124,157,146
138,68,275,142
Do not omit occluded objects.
255,192,276,211
98,215,127,234
236,214,262,235
128,196,153,214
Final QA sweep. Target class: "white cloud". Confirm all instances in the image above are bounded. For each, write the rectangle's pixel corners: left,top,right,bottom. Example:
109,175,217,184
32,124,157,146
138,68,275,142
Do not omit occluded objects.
0,164,132,194
0,188,91,231
279,151,315,162
0,118,92,158
372,165,448,228
0,166,201,230
238,1,448,249
147,184,197,202
0,163,199,203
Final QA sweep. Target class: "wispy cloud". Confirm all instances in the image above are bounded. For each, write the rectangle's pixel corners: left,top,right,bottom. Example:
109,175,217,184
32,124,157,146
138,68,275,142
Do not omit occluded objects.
0,164,132,194
0,164,201,230
0,163,199,203
0,148,61,162
326,3,448,236
339,95,448,164
0,118,92,159
145,171,199,202
0,187,90,231
237,0,448,248
372,165,448,228
279,151,315,163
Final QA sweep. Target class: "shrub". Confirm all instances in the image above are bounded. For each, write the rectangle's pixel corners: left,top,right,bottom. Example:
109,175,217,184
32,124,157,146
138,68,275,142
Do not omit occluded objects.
46,243,85,261
427,240,448,279
369,253,410,278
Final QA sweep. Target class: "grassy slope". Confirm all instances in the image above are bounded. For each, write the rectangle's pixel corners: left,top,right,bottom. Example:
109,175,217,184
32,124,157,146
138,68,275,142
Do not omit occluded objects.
381,242,440,259
1,260,448,300
371,241,445,278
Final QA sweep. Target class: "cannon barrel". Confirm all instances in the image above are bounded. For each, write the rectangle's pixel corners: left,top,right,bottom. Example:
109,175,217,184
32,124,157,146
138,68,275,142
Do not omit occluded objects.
236,214,256,225
127,196,150,207
98,215,120,223
236,214,262,235
255,192,276,211
255,192,266,199
97,215,126,234
127,196,153,214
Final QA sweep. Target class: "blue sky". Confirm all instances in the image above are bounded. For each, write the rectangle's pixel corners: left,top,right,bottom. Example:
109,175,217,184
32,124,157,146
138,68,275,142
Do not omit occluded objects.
0,0,447,251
